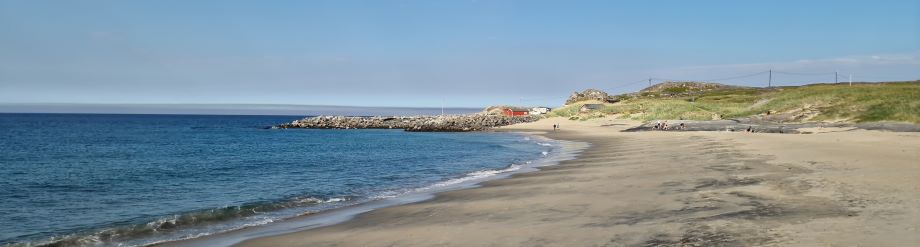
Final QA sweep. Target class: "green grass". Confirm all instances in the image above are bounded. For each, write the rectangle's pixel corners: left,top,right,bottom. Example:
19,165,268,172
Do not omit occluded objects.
549,81,920,123
747,82,920,123
662,87,690,94
545,100,607,120
543,100,595,117
545,104,581,118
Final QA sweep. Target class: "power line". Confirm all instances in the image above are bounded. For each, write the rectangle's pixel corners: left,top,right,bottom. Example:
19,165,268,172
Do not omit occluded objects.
650,77,684,82
768,69,772,87
772,70,836,76
641,71,771,88
601,78,651,92
515,70,913,103
519,95,568,102
698,71,770,82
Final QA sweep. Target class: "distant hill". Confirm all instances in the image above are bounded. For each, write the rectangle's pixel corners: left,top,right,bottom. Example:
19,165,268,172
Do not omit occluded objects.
639,81,742,95
549,80,920,124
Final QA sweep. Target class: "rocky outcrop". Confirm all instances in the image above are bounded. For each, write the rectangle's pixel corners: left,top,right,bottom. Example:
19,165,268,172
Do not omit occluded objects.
566,89,619,105
276,114,541,132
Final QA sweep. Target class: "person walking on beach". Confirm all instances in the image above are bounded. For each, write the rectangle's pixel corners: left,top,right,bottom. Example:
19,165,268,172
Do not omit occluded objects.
552,124,557,131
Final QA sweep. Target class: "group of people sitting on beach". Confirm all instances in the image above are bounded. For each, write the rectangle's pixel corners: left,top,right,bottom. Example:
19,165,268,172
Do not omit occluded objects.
653,121,685,130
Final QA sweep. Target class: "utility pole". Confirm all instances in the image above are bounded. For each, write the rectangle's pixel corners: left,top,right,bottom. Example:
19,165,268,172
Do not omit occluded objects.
849,74,853,86
648,78,652,87
768,69,772,88
835,71,839,84
441,99,444,116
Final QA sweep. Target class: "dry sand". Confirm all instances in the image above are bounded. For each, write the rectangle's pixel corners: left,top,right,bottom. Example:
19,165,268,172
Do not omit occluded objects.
238,117,920,246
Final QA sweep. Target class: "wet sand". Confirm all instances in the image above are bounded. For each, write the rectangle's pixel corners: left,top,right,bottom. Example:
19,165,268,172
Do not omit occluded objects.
238,117,920,246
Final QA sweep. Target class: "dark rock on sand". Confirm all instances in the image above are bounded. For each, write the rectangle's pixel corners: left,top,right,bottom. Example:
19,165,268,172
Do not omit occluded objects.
623,120,805,134
623,119,920,134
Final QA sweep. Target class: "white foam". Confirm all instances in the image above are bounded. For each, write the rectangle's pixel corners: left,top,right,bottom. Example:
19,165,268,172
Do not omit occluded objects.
293,196,349,204
369,191,400,200
324,197,347,203
294,197,325,204
418,163,524,190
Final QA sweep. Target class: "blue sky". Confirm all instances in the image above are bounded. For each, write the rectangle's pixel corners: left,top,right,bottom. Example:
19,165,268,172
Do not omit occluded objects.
1,0,918,108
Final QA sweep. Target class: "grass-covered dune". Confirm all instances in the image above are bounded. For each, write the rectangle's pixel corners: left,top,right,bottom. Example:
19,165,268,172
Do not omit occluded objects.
549,81,920,124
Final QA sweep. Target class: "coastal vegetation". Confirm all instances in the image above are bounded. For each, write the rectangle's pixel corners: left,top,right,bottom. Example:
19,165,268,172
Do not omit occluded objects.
552,81,920,124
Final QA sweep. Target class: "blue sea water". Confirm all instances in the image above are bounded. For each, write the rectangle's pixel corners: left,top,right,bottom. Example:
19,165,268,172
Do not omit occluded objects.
0,113,552,247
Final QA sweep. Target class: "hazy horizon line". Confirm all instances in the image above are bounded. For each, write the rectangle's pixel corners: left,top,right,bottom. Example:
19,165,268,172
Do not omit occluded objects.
0,103,489,116
0,102,488,108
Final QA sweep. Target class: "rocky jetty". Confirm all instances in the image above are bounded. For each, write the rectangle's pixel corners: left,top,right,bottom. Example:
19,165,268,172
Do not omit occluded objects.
276,114,542,132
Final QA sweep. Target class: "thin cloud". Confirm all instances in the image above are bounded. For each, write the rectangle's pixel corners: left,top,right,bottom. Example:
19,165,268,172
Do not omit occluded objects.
677,52,920,71
638,52,920,84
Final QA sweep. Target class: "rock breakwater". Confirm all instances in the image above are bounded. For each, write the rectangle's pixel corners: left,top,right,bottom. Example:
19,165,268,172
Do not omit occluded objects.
276,115,542,132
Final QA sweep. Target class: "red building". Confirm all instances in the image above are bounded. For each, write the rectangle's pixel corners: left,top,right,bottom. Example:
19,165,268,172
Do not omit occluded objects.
502,108,530,116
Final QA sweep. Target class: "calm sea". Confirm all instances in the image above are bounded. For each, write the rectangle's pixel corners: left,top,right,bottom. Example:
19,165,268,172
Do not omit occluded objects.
0,113,552,246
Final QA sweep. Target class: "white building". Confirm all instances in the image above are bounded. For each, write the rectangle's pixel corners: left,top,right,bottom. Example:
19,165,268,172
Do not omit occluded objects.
529,107,551,115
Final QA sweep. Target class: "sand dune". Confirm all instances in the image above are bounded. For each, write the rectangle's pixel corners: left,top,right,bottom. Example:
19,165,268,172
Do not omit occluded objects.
238,117,920,246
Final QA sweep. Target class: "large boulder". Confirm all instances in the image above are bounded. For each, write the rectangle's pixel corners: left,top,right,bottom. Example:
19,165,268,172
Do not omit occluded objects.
566,89,618,105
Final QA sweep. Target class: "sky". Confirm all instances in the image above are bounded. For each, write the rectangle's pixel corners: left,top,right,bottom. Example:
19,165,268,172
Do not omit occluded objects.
1,0,918,108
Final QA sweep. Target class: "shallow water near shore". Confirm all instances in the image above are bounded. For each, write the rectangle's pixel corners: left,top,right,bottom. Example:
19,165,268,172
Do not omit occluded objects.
0,113,553,247
163,134,586,247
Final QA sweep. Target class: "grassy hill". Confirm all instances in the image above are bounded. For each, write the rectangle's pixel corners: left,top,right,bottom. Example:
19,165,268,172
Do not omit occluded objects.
549,81,920,124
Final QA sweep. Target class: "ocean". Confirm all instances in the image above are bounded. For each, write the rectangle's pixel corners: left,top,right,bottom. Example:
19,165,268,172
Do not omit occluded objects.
0,113,555,247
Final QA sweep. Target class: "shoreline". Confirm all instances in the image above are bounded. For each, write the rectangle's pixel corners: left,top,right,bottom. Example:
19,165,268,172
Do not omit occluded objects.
232,117,920,246
153,131,589,247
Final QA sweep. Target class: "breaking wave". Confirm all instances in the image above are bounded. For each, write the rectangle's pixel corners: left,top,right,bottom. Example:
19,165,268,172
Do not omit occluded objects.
425,163,526,189
7,196,349,247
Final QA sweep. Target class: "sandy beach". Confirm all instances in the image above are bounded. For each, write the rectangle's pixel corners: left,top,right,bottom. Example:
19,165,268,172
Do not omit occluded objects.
237,117,920,246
